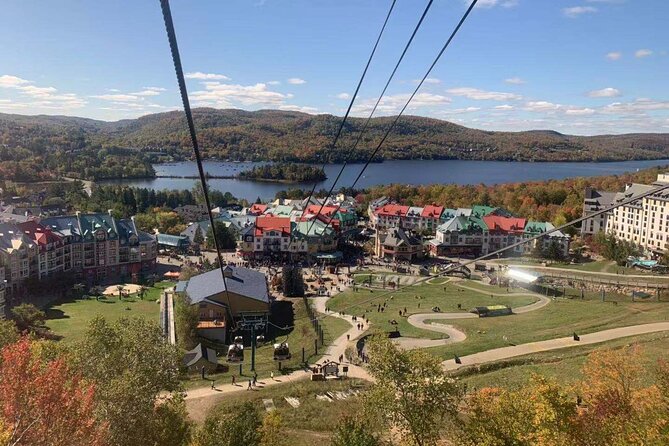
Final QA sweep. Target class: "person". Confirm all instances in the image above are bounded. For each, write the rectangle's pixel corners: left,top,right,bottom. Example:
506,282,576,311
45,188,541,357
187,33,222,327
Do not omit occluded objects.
253,372,258,387
270,371,274,381
231,375,236,386
211,380,215,390
339,354,344,363
247,379,252,390
346,334,350,341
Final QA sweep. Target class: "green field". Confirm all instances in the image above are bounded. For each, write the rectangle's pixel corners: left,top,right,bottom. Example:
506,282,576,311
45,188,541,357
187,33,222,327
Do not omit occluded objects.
327,277,538,340
181,298,351,389
456,331,669,390
45,281,172,342
206,378,369,445
423,293,669,359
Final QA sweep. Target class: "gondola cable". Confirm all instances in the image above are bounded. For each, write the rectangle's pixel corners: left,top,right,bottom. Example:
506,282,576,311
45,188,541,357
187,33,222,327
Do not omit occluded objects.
159,0,239,330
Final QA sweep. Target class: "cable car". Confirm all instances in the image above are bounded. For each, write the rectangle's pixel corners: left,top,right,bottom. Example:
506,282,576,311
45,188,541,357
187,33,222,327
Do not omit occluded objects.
233,335,243,344
256,335,265,344
227,343,244,363
273,342,291,361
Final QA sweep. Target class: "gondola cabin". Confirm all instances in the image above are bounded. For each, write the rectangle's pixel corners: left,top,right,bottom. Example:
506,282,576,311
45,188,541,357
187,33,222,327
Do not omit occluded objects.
227,343,244,363
273,342,291,361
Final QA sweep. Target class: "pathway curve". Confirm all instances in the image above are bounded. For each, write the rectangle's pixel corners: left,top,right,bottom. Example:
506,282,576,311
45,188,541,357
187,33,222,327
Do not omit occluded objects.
442,322,669,371
398,291,550,351
183,276,372,422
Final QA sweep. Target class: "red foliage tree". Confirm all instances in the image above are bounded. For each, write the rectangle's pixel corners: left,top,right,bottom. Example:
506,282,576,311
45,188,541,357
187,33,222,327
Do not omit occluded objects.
0,339,108,446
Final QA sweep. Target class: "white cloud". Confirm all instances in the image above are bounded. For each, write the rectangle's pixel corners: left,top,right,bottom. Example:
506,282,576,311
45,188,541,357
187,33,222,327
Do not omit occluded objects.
278,105,318,114
185,72,230,81
565,107,596,115
635,49,653,58
352,92,451,115
504,77,526,85
266,80,281,85
287,78,306,85
606,51,622,61
190,82,293,108
494,104,515,110
0,75,31,88
600,98,669,114
336,93,350,100
446,87,521,101
442,107,481,114
92,94,142,102
562,6,597,17
524,101,562,112
474,0,518,8
0,74,86,110
587,87,621,98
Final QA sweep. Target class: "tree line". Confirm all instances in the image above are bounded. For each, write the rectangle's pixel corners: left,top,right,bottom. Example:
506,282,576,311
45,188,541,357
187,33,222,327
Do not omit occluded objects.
238,163,327,183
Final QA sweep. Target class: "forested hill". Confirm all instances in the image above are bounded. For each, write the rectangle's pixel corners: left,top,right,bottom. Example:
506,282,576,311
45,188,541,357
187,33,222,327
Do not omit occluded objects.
2,108,669,181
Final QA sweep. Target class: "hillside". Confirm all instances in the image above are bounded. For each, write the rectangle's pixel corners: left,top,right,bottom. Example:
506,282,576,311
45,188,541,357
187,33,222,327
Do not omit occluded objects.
1,109,669,181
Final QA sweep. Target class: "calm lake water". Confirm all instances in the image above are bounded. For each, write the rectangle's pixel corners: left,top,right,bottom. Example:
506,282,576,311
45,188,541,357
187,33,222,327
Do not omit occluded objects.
101,159,669,201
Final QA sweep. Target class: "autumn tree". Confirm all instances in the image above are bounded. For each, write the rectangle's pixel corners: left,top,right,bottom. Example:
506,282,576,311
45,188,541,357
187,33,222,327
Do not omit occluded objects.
71,316,190,446
174,293,199,350
0,319,19,349
0,338,109,446
364,336,461,446
331,415,381,446
195,402,261,446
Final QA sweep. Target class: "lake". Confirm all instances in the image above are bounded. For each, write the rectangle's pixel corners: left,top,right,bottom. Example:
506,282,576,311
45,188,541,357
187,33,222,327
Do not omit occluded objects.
101,159,669,201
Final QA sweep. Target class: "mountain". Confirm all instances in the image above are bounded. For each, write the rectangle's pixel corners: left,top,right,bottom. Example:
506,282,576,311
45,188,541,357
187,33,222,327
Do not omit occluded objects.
1,108,669,182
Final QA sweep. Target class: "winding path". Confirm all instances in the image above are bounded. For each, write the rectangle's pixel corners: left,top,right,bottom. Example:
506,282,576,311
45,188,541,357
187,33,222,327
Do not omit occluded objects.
398,290,551,351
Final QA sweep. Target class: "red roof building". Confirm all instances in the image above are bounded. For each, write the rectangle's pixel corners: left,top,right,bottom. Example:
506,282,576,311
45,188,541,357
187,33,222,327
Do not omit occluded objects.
305,205,339,218
421,205,444,219
483,215,527,234
249,204,268,215
17,221,63,251
254,216,291,237
375,204,410,217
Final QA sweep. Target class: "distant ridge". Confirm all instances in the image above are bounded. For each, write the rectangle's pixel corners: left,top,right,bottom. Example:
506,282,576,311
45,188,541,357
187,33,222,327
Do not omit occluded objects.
1,108,669,163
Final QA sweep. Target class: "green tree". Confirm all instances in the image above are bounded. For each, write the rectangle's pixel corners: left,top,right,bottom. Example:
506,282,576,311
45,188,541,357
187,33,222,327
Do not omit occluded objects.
0,319,19,349
331,415,381,446
193,226,205,245
282,265,305,297
206,221,237,250
174,293,199,350
364,336,461,446
72,316,189,446
10,303,46,334
195,402,261,446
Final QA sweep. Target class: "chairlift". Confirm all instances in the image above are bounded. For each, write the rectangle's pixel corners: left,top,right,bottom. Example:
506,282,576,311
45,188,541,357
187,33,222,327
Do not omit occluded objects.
273,342,291,361
227,343,244,363
233,335,243,344
256,335,265,344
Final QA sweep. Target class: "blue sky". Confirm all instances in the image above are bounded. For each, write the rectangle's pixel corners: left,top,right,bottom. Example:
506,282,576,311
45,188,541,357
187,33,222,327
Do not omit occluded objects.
0,0,667,135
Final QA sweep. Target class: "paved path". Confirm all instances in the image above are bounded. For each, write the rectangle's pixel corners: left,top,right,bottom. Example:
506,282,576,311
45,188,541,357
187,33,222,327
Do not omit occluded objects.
442,322,669,371
183,277,372,422
500,263,669,281
400,292,550,350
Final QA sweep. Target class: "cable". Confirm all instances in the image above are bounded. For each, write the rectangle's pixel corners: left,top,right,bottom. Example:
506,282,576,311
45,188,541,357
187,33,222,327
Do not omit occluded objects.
305,0,435,235
159,0,238,329
311,0,479,238
289,180,669,329
296,0,398,227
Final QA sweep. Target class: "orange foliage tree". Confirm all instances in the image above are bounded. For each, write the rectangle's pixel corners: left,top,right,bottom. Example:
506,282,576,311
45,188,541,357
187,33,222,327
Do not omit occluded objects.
0,338,108,446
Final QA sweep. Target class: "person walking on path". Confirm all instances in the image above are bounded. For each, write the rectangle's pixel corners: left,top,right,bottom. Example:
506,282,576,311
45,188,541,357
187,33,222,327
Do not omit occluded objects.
231,375,236,386
247,379,252,390
210,380,215,390
270,371,274,381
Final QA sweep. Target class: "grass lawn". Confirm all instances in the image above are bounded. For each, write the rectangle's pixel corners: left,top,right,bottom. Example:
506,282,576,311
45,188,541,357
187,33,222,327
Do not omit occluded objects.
181,297,351,389
456,331,669,390
327,279,538,340
423,293,669,359
44,281,173,342
206,378,369,444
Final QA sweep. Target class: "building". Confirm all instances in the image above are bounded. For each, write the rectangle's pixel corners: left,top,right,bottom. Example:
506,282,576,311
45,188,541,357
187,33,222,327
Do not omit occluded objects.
581,187,617,236
156,233,190,252
430,215,486,257
369,204,410,230
375,227,424,261
176,266,270,343
40,212,157,285
0,223,37,297
17,221,64,280
237,216,306,259
601,174,669,256
182,343,219,373
523,221,570,257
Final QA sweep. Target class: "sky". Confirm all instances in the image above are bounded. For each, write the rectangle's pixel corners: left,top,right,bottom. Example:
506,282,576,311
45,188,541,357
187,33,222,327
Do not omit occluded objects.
0,0,668,135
